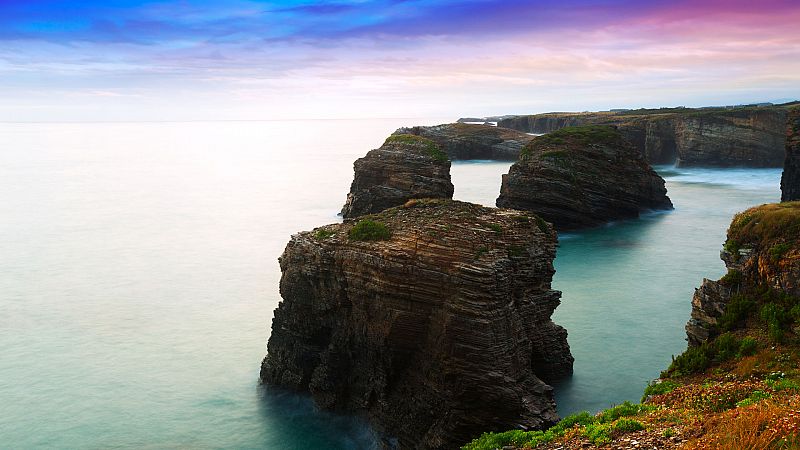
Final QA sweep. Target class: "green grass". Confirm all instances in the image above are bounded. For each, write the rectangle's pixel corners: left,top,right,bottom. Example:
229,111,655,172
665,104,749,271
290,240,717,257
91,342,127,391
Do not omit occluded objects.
487,223,502,234
728,202,800,246
770,243,791,261
642,380,679,401
314,229,334,240
348,219,392,241
462,409,640,450
385,134,448,162
521,125,624,159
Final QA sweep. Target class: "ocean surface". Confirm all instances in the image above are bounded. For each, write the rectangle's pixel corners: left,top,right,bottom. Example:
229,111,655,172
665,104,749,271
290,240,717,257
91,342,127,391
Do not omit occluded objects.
0,119,782,448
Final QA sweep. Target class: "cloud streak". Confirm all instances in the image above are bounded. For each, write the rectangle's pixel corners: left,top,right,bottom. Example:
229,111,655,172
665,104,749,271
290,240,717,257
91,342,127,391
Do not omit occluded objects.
0,0,799,121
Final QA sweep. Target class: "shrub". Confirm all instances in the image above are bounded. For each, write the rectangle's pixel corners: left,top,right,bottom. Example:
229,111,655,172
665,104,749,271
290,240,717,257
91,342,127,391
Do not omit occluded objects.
736,390,772,407
715,332,740,361
348,220,392,241
760,303,788,343
719,269,743,285
597,401,649,423
738,336,758,356
668,344,713,376
642,380,679,402
613,418,645,433
583,423,613,445
487,223,502,234
718,294,755,332
769,243,791,261
551,411,595,433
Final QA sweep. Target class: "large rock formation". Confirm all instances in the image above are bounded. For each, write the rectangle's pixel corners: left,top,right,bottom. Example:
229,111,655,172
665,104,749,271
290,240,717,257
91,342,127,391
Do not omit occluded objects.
497,105,791,167
781,107,800,201
341,135,454,219
687,202,800,346
262,200,573,449
496,125,673,231
394,123,535,160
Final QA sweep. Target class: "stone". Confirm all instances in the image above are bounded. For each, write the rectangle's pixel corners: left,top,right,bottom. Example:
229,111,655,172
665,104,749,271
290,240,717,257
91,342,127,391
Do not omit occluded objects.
341,135,454,219
394,123,535,160
261,200,573,449
497,105,791,167
781,107,800,201
496,125,673,231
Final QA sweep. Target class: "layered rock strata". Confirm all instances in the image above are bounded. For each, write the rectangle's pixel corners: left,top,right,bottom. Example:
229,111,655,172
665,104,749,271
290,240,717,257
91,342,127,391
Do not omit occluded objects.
261,200,573,449
394,123,535,160
781,107,800,201
497,105,791,167
687,202,800,345
496,125,673,230
341,135,454,219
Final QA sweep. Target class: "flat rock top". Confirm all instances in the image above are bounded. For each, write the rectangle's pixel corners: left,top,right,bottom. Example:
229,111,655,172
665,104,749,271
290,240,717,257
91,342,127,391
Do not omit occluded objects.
313,199,554,267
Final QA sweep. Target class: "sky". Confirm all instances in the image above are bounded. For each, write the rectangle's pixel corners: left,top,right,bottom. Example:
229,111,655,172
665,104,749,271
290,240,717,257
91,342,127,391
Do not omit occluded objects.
1,0,799,121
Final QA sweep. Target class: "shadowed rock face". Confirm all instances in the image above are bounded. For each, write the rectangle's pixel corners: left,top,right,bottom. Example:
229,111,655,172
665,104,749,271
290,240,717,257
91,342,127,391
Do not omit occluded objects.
261,200,573,450
497,106,790,167
687,202,800,346
496,126,673,231
781,107,800,202
394,123,535,160
341,135,454,219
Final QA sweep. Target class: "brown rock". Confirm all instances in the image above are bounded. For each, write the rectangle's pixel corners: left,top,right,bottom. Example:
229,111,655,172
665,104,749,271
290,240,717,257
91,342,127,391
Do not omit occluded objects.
781,107,800,201
341,135,454,219
497,105,790,167
261,200,573,449
496,125,672,231
394,123,535,160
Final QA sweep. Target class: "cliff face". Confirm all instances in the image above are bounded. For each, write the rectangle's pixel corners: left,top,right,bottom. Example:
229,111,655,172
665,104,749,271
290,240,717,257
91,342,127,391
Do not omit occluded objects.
687,202,800,346
497,106,789,167
394,123,535,160
341,135,454,219
781,107,800,201
262,200,573,449
496,126,672,231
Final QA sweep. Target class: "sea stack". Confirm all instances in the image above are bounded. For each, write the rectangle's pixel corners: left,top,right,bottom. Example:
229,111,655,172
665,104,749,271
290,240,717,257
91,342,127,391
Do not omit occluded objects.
686,202,800,345
261,200,573,449
496,125,673,231
393,122,535,160
341,135,454,219
781,107,800,202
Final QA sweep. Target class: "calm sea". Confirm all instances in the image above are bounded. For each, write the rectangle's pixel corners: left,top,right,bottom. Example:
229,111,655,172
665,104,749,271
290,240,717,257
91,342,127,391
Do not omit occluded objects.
0,120,782,448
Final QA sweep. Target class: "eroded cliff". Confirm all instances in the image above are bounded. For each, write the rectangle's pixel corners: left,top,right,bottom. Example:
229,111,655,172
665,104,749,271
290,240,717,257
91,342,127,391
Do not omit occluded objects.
496,125,672,231
781,107,800,201
341,135,454,219
497,105,790,167
394,123,535,160
262,199,573,449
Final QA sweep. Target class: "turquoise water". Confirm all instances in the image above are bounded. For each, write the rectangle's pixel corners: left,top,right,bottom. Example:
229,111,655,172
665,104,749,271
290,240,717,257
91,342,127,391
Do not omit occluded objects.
0,120,782,448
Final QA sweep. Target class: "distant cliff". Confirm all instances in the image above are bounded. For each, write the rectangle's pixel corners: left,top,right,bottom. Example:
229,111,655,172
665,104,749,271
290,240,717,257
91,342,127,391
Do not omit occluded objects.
497,105,791,167
394,123,534,160
341,134,454,219
262,200,573,449
781,107,800,201
496,125,672,230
